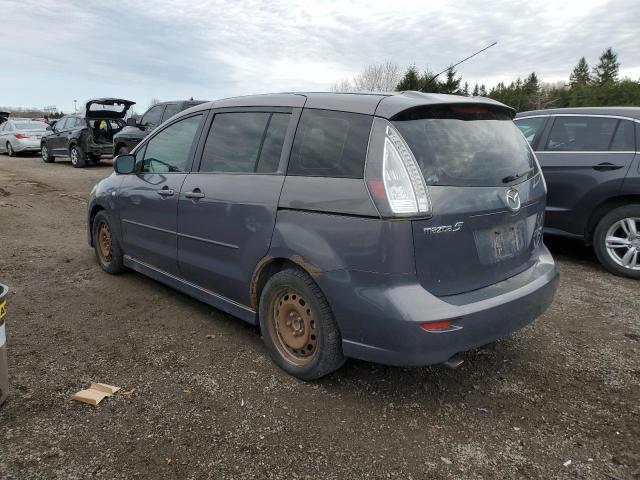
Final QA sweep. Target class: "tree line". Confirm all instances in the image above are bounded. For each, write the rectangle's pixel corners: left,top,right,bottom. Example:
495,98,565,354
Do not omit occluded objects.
332,48,640,112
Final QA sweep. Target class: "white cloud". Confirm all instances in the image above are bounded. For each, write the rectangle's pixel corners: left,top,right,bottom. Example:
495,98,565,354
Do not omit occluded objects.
2,0,639,111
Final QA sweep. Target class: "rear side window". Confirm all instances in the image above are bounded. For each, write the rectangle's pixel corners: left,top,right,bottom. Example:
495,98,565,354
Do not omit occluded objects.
199,112,289,173
141,105,164,127
162,104,180,122
393,106,536,187
514,117,546,145
288,109,372,178
610,119,635,151
546,116,620,151
141,114,202,173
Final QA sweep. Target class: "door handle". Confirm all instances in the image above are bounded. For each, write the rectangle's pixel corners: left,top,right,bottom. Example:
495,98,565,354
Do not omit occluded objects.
157,188,175,197
184,189,205,200
593,162,623,171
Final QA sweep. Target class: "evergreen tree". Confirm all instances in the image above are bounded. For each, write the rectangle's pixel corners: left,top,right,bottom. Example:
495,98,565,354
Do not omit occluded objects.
472,84,479,96
462,82,470,96
592,47,620,85
479,85,487,96
569,57,590,86
396,65,423,91
440,67,462,94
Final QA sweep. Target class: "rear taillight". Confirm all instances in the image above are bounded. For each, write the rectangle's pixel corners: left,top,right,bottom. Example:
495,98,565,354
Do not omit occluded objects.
365,118,431,218
14,133,30,139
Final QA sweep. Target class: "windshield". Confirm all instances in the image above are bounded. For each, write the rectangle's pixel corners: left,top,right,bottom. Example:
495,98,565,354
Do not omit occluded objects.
13,121,49,130
393,106,536,187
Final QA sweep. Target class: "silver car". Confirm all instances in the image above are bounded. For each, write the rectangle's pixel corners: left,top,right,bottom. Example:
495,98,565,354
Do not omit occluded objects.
0,119,49,156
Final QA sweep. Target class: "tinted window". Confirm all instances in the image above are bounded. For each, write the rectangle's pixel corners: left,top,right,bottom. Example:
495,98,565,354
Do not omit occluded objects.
515,117,546,145
55,118,68,131
199,112,289,173
546,116,618,151
141,105,164,127
610,119,635,151
393,106,536,187
141,115,202,173
162,104,180,122
288,109,372,178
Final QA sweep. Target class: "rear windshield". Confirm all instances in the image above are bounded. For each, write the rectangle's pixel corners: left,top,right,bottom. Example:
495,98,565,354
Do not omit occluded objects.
13,121,48,130
393,106,536,187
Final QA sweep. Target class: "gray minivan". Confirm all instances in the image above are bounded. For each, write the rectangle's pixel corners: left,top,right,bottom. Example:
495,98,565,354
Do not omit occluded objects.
88,92,559,380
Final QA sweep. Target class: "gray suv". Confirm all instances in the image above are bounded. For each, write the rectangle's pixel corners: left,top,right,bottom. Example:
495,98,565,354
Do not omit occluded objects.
515,108,640,278
88,92,559,380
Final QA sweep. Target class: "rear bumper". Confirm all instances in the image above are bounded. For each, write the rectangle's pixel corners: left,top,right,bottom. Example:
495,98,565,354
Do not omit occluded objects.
317,246,559,366
12,139,41,152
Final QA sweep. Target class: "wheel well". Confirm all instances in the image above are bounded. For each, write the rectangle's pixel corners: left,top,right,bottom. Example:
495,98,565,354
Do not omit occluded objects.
250,258,307,310
88,205,105,246
586,195,640,244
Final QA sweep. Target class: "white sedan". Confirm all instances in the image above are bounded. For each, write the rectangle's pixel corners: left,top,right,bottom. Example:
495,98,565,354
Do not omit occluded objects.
0,119,49,156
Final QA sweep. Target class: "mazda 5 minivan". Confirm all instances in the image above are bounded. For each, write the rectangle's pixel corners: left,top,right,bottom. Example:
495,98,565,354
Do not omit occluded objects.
88,92,559,380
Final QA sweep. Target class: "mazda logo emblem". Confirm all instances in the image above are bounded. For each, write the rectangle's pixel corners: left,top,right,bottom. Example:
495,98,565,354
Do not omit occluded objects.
505,188,521,212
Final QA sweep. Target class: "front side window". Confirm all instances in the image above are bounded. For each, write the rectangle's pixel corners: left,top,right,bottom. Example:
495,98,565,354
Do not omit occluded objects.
140,105,164,128
141,115,202,173
288,109,372,178
54,118,68,131
199,112,290,173
514,117,546,145
546,116,619,151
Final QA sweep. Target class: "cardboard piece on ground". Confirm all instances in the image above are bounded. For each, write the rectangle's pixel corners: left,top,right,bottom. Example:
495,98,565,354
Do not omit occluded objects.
90,383,121,395
71,383,121,406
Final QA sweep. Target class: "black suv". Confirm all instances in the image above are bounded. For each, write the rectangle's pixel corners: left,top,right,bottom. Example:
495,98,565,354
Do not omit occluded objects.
515,107,640,278
41,98,135,168
112,100,205,156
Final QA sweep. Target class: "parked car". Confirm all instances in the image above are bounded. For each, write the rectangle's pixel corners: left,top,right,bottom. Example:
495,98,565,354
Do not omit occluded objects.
515,107,640,278
88,92,559,380
112,99,205,156
0,119,49,156
41,98,135,167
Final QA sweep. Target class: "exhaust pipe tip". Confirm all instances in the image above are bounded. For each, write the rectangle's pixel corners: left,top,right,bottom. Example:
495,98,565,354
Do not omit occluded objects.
443,354,464,369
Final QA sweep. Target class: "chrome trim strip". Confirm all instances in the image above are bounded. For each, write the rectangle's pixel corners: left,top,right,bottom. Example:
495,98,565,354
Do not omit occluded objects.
177,232,239,249
125,255,255,314
516,113,640,123
122,218,175,235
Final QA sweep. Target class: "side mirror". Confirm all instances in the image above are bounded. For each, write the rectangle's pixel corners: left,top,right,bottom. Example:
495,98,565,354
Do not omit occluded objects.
126,118,137,127
114,154,136,174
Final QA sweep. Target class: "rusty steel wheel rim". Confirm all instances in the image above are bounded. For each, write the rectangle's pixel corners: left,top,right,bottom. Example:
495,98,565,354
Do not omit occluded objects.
269,289,318,366
97,223,113,263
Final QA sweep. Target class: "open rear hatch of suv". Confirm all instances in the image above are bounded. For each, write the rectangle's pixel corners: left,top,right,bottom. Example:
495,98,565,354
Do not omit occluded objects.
85,98,135,119
365,103,546,297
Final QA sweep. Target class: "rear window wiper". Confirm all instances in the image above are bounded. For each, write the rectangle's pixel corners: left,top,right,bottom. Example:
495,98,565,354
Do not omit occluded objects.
502,167,535,184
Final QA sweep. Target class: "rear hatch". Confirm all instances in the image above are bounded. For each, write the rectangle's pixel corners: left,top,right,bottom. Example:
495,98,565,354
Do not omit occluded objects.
0,112,9,124
372,104,546,297
85,98,135,119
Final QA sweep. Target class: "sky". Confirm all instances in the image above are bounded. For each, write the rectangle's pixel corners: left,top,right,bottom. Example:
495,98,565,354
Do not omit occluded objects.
2,0,639,114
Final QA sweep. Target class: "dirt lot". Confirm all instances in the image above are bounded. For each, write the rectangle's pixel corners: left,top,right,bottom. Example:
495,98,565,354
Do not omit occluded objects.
0,155,638,480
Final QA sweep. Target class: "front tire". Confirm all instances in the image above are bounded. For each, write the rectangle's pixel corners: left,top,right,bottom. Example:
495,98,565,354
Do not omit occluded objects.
92,211,125,274
41,143,55,162
593,205,640,279
70,144,87,168
6,143,15,157
259,268,345,380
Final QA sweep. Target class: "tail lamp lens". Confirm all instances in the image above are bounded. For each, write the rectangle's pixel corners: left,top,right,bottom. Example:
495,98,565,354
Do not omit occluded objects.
14,133,30,139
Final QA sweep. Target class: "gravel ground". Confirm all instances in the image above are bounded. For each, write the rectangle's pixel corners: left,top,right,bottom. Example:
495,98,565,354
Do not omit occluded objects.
0,155,638,480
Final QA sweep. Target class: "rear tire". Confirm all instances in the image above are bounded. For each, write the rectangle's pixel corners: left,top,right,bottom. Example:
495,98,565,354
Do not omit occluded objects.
70,144,87,168
7,143,15,157
593,205,640,279
92,210,125,274
259,268,345,380
41,143,54,162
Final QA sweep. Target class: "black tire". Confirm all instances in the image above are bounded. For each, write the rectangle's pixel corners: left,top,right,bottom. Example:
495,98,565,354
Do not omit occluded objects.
69,144,87,168
6,143,15,157
593,205,640,279
41,143,55,162
259,268,345,380
117,145,130,156
92,210,125,274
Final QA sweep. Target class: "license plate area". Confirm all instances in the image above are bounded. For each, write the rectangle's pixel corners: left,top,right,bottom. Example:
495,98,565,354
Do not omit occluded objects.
474,220,528,265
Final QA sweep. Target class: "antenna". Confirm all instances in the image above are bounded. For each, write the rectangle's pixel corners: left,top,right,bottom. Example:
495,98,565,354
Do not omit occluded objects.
421,41,498,92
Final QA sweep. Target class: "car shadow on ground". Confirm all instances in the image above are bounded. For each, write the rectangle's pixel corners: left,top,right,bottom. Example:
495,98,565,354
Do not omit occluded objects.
543,235,599,266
